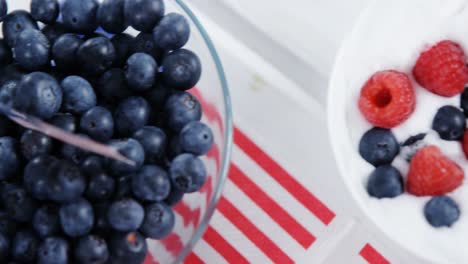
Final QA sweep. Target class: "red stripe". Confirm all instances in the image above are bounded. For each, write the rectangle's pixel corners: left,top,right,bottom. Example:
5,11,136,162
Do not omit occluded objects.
203,226,249,264
185,253,205,264
234,127,335,225
360,244,390,264
160,233,184,257
230,164,316,248
144,254,159,264
218,197,294,264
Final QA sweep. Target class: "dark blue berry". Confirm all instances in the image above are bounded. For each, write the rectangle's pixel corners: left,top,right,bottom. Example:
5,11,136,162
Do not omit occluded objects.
31,0,59,24
0,211,16,236
145,83,172,111
77,36,116,76
61,0,98,33
20,130,53,160
80,155,104,175
42,23,67,45
0,137,20,180
0,64,25,87
461,87,468,116
0,233,9,262
59,198,94,237
33,205,60,238
2,186,37,222
132,126,167,163
37,237,69,264
93,202,111,234
124,0,165,32
424,196,460,227
97,0,127,34
46,161,86,203
60,134,90,164
52,33,84,70
153,13,190,51
2,10,38,46
359,127,399,166
140,203,174,239
80,106,114,142
0,39,12,65
13,28,50,70
48,113,77,133
61,76,97,114
107,198,144,232
0,0,6,21
125,53,157,91
12,230,39,263
0,80,18,107
114,174,133,199
165,91,202,132
114,97,150,136
86,172,115,201
170,153,207,193
97,68,132,104
75,235,109,264
162,49,201,90
0,116,14,137
132,165,170,202
402,133,427,146
111,33,134,67
14,72,63,119
168,134,183,159
109,232,147,264
164,183,184,206
24,155,56,200
180,121,214,156
108,138,145,174
367,165,404,198
432,105,466,141
132,32,162,60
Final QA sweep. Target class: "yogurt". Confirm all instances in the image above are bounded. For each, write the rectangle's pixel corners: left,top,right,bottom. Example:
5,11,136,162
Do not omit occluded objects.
329,0,468,262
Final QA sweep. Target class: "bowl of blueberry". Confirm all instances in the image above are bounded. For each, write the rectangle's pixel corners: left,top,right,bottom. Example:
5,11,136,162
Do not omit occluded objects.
0,0,232,263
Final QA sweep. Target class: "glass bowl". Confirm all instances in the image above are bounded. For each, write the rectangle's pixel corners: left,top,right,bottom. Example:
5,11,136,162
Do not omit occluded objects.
6,0,233,263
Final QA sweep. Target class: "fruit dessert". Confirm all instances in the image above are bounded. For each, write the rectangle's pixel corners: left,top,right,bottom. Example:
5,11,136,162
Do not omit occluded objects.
0,0,214,263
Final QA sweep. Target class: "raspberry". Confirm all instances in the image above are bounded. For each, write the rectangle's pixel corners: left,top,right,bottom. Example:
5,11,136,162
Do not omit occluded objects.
358,70,416,128
413,40,468,97
407,146,464,196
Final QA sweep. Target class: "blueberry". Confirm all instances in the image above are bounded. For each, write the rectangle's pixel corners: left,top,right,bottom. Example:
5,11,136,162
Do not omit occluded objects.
52,33,84,70
124,0,165,32
97,0,127,34
424,196,460,227
162,49,202,90
75,235,109,264
132,165,170,202
132,126,167,163
77,37,116,76
13,28,50,70
0,233,9,262
20,130,53,160
0,0,6,21
402,133,427,146
180,121,214,156
12,230,39,263
59,198,94,237
93,202,111,234
366,165,404,199
80,155,104,175
86,172,115,201
170,154,207,193
114,173,133,199
0,116,14,137
46,161,86,203
145,83,172,111
132,32,162,60
164,183,184,206
97,68,132,104
140,203,174,239
80,106,114,142
461,87,468,116
61,76,97,114
31,0,59,24
0,137,20,180
167,134,183,159
107,198,144,232
165,91,202,132
0,39,12,65
33,205,60,238
111,34,134,67
24,155,56,200
37,237,69,264
109,232,147,264
0,64,25,87
61,137,90,165
2,10,38,46
153,13,190,51
0,80,18,107
42,23,68,45
400,133,427,161
2,186,37,222
114,97,150,136
61,0,98,33
125,53,157,91
359,127,399,166
0,211,16,236
432,105,466,141
108,138,145,174
48,113,77,133
14,72,63,119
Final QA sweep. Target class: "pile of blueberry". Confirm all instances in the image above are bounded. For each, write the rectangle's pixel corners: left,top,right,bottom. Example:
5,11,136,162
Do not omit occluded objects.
0,0,215,263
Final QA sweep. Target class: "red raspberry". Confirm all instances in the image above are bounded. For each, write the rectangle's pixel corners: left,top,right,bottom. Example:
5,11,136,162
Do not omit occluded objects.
358,70,416,128
407,146,464,196
462,130,468,159
413,40,468,97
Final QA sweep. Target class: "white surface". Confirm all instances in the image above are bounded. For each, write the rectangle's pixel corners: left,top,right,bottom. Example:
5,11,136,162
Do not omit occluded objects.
330,0,468,263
